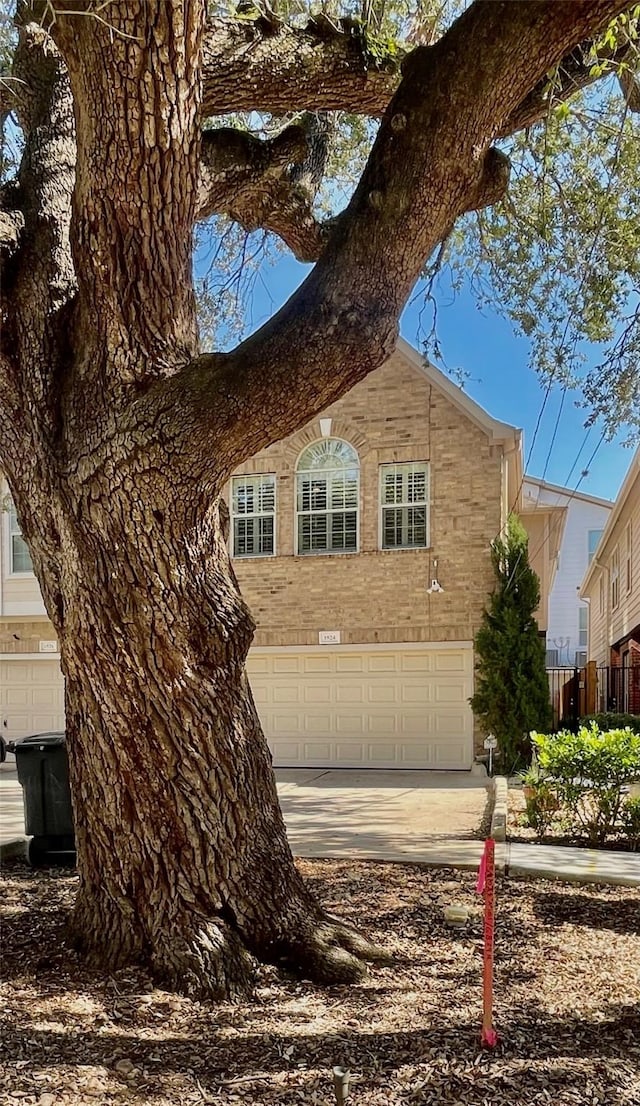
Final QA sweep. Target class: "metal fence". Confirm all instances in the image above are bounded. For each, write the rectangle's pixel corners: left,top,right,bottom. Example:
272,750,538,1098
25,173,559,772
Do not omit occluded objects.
547,664,640,731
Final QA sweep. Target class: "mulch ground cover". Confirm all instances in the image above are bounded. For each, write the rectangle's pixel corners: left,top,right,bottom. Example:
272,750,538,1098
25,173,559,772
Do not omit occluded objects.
1,857,639,1105
508,787,637,851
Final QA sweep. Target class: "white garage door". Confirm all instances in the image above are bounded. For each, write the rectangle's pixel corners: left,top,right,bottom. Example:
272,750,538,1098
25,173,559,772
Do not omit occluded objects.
0,659,65,742
246,645,474,770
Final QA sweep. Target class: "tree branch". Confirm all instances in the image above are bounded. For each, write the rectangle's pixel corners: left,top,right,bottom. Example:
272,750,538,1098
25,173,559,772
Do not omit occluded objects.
499,37,638,136
158,0,632,483
0,22,76,433
202,12,638,132
197,115,332,262
0,181,24,257
49,2,203,382
202,15,401,117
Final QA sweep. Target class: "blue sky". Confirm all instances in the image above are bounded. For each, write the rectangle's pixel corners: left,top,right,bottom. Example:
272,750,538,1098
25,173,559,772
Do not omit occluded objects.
226,251,633,504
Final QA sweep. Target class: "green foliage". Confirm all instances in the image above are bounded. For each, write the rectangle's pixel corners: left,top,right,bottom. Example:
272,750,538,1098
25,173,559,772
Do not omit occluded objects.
580,712,640,735
437,82,640,442
620,795,640,849
531,724,640,845
470,515,551,771
523,780,558,840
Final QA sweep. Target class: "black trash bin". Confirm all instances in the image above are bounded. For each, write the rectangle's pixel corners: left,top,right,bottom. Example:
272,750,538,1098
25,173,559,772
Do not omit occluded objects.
13,732,76,866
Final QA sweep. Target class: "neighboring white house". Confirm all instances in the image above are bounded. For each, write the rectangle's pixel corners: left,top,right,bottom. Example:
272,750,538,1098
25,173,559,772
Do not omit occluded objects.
522,477,613,667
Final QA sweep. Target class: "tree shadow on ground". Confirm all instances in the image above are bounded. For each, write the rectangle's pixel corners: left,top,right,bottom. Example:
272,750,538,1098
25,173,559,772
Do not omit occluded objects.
533,889,640,935
1,1004,638,1101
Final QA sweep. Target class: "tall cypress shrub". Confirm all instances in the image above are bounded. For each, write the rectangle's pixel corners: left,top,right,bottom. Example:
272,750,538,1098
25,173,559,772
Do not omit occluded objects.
471,515,552,770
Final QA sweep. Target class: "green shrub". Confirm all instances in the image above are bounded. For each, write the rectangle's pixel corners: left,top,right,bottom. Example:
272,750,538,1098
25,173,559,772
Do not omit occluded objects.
531,724,640,846
580,713,640,735
471,516,551,771
620,796,640,850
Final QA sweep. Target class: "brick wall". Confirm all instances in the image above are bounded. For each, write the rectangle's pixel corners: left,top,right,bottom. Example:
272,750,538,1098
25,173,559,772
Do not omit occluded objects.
230,351,504,648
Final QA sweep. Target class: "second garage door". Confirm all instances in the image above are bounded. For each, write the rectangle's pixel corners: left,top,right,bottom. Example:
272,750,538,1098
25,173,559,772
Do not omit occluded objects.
0,658,65,743
246,644,474,770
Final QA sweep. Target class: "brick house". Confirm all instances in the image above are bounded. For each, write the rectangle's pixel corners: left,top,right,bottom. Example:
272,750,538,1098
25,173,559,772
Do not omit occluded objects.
580,448,640,714
1,340,525,770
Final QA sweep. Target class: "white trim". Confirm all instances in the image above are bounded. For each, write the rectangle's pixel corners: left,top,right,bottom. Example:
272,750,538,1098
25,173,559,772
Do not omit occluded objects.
294,438,360,557
396,338,521,444
5,498,34,576
230,473,276,559
378,461,430,551
524,475,613,510
3,601,47,616
250,641,473,654
1,641,474,661
611,543,620,610
0,653,61,660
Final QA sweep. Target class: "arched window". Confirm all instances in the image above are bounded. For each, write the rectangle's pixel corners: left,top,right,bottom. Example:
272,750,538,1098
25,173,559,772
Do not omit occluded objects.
296,439,359,555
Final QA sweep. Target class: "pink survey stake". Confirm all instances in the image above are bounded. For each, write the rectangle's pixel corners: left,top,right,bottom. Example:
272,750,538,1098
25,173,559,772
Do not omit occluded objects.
476,838,498,1048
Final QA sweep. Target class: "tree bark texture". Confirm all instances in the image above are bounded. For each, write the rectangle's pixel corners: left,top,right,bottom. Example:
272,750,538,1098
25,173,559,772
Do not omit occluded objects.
59,489,387,998
0,0,632,998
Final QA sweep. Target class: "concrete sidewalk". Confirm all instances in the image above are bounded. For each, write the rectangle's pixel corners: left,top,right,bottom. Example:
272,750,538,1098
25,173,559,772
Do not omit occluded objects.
2,761,639,886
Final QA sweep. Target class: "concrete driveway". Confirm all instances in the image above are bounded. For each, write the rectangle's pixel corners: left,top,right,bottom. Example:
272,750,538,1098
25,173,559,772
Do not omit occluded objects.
277,769,490,862
1,761,490,864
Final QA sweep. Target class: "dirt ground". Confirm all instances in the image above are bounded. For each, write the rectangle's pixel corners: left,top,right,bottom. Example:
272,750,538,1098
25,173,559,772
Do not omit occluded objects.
1,857,639,1106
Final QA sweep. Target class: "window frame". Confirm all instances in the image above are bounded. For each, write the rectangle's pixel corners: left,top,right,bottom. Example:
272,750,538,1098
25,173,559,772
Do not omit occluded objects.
6,499,34,576
625,520,633,595
611,545,620,610
578,604,588,649
378,461,430,552
230,473,277,560
295,439,360,557
587,529,603,564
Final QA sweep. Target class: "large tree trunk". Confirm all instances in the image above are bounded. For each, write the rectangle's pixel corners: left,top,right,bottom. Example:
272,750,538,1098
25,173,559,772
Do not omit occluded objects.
35,476,386,998
1,0,628,1001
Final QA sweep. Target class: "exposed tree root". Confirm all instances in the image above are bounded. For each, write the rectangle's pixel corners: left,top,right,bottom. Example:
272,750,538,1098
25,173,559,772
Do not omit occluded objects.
273,913,393,984
150,916,257,1002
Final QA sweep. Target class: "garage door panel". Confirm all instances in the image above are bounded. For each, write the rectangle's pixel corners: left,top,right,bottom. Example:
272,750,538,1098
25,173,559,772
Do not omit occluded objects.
400,683,431,704
367,654,398,674
1,659,65,741
335,655,366,673
366,741,398,764
335,742,366,763
302,741,334,763
250,646,474,770
335,683,365,704
303,656,334,674
367,684,398,704
435,683,466,703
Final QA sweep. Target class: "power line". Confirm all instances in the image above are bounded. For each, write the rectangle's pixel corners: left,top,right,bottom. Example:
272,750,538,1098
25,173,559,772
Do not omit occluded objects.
520,432,606,579
563,426,592,487
540,384,567,482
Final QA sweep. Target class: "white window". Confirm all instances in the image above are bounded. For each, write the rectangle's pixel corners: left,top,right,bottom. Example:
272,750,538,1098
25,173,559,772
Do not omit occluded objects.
611,546,620,610
296,439,359,555
587,529,603,563
231,475,275,558
578,605,588,648
379,462,429,549
7,500,33,574
625,520,633,595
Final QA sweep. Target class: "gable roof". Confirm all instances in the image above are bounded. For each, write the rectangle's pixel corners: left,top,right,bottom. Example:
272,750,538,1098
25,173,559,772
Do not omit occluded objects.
396,338,521,446
523,475,613,510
